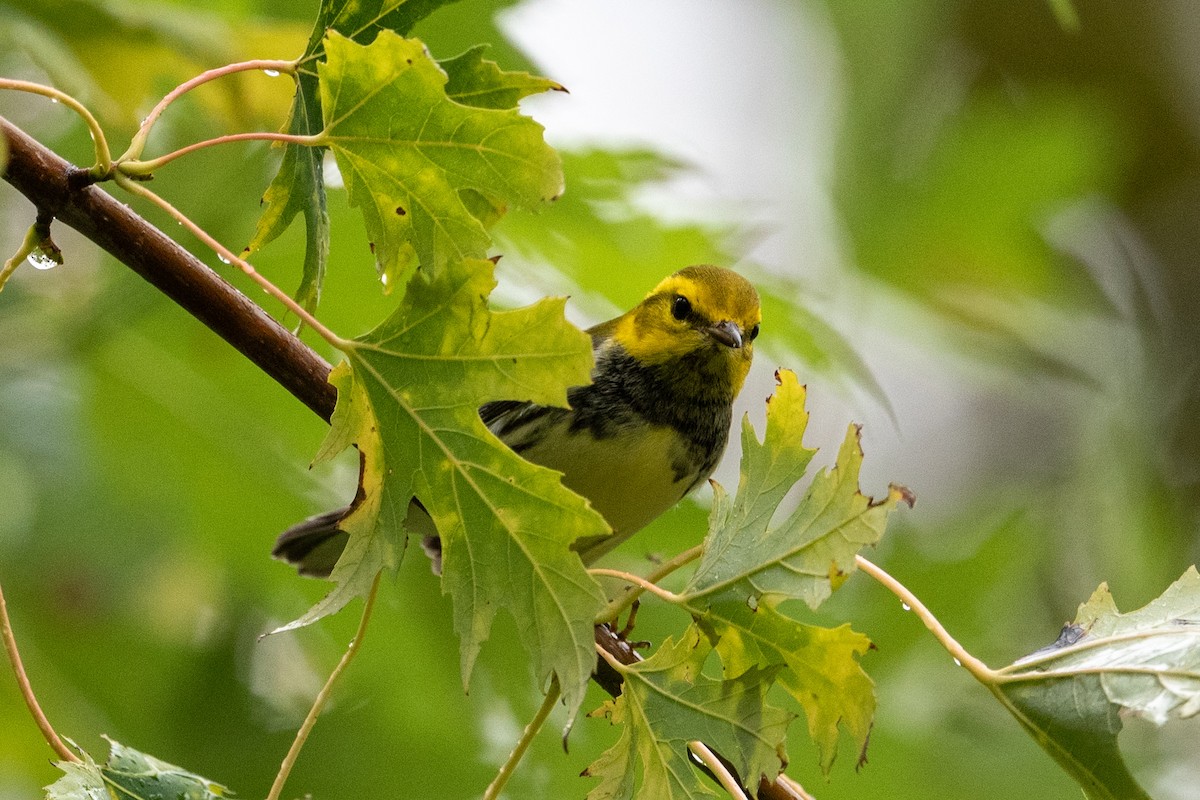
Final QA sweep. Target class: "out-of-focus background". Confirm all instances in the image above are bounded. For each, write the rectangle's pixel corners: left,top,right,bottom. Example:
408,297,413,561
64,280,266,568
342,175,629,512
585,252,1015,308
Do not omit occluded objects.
1,1,1197,797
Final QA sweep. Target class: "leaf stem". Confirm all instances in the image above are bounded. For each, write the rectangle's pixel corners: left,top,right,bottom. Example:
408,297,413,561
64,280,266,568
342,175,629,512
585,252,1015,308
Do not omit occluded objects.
0,79,111,175
120,132,322,176
688,741,749,800
595,642,628,674
483,678,561,800
0,580,80,763
854,555,996,683
589,568,683,607
266,571,381,800
112,173,348,349
121,59,298,162
773,773,817,800
0,223,43,292
594,545,703,623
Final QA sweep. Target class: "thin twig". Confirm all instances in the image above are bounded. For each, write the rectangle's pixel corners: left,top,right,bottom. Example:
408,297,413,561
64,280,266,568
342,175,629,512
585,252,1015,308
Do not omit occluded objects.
483,678,561,800
266,571,382,800
589,568,682,606
595,544,703,624
0,79,111,174
0,580,80,763
112,173,346,348
854,555,995,682
688,741,749,800
121,59,298,162
120,132,322,175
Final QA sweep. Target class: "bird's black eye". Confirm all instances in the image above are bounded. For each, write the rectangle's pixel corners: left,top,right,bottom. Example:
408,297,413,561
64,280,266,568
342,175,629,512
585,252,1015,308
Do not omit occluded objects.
671,295,692,321
748,323,760,341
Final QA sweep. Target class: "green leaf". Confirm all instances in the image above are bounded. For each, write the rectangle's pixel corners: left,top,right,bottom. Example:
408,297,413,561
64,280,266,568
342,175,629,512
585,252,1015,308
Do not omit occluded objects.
993,567,1200,800
697,600,874,774
683,369,910,609
246,0,458,310
441,44,564,110
47,738,229,800
316,30,563,284
667,371,898,772
293,256,607,718
585,628,793,800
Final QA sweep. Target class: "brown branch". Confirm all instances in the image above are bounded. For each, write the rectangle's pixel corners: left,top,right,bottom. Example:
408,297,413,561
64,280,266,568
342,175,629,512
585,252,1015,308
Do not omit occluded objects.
0,116,801,800
0,116,336,422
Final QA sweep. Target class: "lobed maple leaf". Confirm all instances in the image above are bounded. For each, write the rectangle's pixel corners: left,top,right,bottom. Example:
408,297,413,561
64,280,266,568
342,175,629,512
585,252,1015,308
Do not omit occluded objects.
283,257,608,719
586,628,793,800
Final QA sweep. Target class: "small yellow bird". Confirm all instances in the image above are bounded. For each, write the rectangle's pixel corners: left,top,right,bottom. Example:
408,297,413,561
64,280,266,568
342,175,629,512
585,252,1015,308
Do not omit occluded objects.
274,264,761,573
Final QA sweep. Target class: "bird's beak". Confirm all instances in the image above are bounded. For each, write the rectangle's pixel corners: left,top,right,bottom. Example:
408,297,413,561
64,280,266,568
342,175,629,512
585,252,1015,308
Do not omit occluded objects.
707,320,744,349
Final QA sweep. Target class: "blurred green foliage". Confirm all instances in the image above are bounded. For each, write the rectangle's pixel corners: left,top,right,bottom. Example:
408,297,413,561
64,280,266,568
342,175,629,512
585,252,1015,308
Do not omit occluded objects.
1,0,1197,799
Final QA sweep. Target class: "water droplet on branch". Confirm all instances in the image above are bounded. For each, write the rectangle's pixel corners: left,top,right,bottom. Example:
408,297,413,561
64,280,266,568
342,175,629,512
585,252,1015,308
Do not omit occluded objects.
27,252,59,270
263,69,281,77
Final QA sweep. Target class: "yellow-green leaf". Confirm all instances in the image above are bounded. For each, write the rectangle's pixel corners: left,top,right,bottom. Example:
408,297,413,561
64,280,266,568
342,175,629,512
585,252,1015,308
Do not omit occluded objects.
586,628,793,800
246,0,458,310
441,44,564,110
697,601,874,774
316,30,563,285
684,369,909,609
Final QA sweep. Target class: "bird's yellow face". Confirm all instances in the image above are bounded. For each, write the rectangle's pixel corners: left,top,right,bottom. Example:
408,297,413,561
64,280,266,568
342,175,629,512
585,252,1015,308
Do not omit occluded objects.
612,265,761,395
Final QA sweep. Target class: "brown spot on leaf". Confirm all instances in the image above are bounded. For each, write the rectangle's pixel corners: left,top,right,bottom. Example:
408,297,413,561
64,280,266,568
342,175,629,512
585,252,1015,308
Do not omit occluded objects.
395,206,406,216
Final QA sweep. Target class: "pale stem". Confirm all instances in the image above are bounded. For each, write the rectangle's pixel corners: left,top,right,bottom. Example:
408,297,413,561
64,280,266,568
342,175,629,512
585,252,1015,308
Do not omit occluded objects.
122,59,299,162
482,678,561,800
589,568,682,607
688,741,749,800
854,555,996,682
0,580,80,763
593,544,703,624
112,173,348,349
594,642,627,674
0,79,111,174
120,131,322,175
0,224,41,292
774,773,817,800
266,572,382,800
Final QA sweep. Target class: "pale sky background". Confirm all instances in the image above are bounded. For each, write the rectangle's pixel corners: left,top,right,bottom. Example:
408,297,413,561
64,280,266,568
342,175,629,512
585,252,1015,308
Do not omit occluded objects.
499,0,986,525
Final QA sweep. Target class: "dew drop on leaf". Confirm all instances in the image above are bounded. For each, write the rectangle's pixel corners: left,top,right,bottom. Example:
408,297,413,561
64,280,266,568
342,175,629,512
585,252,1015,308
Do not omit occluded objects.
26,252,58,270
901,602,911,612
953,657,962,667
49,97,59,104
263,68,281,77
217,254,231,264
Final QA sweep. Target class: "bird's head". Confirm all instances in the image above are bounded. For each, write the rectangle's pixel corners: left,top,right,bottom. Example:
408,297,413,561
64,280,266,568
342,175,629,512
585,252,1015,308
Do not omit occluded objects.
611,265,761,395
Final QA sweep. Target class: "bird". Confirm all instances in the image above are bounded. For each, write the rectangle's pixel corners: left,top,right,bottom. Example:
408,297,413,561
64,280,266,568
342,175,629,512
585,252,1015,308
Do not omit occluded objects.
273,264,761,576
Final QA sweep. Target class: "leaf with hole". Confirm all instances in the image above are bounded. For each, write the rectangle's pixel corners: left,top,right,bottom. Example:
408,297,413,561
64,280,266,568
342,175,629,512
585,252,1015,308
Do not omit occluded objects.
246,0,458,310
315,30,562,287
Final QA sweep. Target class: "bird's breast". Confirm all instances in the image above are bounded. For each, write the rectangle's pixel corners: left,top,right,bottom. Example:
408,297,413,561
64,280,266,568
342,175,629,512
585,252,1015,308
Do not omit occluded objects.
514,416,701,540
